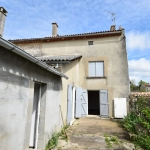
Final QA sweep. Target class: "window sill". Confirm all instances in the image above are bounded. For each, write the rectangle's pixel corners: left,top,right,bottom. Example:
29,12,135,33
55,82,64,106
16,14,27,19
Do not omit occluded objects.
86,76,107,79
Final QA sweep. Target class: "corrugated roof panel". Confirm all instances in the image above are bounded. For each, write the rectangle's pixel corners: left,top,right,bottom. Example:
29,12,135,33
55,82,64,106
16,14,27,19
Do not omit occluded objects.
37,55,82,61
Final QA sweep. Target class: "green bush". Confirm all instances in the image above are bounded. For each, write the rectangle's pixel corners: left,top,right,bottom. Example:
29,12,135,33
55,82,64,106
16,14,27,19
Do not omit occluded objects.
135,134,150,150
122,97,150,149
122,112,143,133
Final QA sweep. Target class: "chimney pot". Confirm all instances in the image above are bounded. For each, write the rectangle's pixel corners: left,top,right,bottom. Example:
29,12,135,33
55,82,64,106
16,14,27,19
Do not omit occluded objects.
52,23,58,37
0,7,7,37
110,25,116,31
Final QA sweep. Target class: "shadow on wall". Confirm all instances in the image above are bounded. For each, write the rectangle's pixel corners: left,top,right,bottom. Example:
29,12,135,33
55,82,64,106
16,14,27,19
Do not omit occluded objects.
0,46,62,89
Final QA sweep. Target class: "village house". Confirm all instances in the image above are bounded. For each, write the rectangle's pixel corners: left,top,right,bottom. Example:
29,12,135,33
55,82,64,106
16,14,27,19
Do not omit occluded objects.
140,84,150,92
10,22,130,123
0,7,68,150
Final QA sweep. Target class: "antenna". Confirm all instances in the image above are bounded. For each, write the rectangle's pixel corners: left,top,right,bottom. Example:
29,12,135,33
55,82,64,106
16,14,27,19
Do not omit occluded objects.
107,11,116,25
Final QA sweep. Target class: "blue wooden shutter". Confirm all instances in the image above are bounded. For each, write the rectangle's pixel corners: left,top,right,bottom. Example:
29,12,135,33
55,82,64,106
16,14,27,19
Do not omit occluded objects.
81,89,88,117
67,84,73,125
100,90,109,117
75,88,88,118
88,62,95,76
75,87,82,118
96,62,104,76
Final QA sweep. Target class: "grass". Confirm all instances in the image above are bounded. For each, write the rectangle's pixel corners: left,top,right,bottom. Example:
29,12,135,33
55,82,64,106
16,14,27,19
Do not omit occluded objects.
104,134,119,148
45,125,69,150
45,133,59,150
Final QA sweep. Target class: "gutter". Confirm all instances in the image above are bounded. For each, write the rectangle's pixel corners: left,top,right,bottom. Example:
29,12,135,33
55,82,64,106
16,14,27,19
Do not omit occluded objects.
0,37,68,79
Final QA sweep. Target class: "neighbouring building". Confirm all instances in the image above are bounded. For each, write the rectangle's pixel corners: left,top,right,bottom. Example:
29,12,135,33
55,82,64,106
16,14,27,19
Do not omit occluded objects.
10,22,130,123
0,11,68,149
140,84,150,92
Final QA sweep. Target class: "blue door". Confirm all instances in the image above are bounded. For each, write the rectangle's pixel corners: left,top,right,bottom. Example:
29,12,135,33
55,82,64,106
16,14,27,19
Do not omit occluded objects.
100,90,109,117
75,87,88,118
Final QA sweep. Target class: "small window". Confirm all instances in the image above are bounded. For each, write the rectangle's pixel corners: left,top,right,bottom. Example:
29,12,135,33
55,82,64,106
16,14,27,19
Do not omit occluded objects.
88,41,93,45
88,61,104,77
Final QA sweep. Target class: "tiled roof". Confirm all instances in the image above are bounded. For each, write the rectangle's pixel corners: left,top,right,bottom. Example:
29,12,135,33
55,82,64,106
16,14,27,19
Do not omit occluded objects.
9,30,122,42
143,84,150,87
0,37,68,79
131,92,150,97
37,54,82,61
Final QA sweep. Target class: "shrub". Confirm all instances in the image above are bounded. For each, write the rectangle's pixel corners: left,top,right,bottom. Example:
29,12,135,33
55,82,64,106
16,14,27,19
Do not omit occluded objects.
122,96,150,149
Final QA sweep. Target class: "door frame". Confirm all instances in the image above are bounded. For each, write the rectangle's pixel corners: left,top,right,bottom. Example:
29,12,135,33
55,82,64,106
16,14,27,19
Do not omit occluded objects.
87,89,109,117
88,90,100,115
29,83,41,149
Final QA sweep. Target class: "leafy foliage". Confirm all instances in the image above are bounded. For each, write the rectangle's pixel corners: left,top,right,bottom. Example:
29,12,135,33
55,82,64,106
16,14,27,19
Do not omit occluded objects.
45,133,59,150
104,134,119,148
45,125,69,150
130,79,149,92
138,80,148,89
122,97,150,150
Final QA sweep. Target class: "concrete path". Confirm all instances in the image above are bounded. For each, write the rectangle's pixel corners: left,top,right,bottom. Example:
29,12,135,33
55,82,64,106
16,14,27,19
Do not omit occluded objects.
55,116,138,150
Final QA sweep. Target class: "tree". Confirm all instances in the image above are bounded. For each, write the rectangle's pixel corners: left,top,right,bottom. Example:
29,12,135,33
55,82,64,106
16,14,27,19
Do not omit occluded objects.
138,80,148,88
130,79,139,91
130,80,149,92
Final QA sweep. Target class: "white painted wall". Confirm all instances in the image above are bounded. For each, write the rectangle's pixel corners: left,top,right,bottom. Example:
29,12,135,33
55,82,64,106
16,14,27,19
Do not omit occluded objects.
0,47,62,150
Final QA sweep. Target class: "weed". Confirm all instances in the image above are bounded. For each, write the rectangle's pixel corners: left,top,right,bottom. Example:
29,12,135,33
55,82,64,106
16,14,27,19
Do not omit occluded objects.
45,125,69,150
45,133,59,150
104,134,119,148
59,125,69,141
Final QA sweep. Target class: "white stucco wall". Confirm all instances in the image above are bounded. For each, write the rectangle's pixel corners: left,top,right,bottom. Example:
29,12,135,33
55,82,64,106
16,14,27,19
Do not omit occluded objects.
0,73,30,150
0,46,62,150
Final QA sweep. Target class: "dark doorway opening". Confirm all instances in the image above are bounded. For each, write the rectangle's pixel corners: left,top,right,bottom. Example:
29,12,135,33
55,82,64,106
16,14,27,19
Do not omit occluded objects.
88,91,100,115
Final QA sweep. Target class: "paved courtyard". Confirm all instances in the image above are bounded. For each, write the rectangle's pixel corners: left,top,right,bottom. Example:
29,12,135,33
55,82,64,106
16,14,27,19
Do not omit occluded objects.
55,116,137,150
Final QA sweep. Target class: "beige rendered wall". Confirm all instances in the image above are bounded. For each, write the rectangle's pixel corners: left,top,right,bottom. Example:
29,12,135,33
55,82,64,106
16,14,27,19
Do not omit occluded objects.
16,34,129,117
60,59,80,123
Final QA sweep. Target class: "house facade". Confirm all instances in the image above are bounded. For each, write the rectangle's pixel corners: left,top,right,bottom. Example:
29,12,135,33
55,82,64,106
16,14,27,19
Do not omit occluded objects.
140,84,150,92
10,23,130,123
0,37,68,150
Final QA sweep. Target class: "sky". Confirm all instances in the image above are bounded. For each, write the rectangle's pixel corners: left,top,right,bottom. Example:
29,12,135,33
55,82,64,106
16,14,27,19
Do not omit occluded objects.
1,0,150,84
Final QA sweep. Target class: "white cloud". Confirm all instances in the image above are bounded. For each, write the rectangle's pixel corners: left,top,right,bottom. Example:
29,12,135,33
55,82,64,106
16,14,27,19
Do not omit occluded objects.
128,58,150,84
126,31,150,51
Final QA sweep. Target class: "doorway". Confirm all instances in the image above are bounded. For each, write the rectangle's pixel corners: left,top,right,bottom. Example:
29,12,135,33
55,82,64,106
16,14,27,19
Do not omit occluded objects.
29,83,41,149
88,91,100,115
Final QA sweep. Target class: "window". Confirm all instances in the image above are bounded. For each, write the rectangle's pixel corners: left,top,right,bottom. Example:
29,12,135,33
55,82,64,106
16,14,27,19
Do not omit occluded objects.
88,41,93,45
88,61,104,77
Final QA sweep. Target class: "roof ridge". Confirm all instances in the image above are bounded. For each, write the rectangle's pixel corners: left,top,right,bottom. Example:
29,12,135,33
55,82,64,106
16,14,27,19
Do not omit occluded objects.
9,30,122,41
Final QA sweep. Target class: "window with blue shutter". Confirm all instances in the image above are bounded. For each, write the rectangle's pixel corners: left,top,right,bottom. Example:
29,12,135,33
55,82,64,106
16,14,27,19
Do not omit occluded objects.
88,61,104,77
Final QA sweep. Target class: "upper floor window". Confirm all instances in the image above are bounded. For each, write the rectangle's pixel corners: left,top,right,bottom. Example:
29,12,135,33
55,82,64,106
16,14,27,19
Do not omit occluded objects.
88,41,93,45
88,61,104,77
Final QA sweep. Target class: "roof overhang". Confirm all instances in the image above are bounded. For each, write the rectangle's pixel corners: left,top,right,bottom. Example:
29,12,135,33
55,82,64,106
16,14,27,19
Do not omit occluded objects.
9,30,123,44
37,55,82,64
45,61,70,64
0,37,68,79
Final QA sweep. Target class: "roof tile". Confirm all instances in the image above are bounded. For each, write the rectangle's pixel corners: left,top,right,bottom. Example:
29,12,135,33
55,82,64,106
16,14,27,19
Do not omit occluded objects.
37,54,82,61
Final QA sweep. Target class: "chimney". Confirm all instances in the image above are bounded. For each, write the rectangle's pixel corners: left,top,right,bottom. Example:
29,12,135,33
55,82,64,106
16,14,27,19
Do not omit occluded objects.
110,25,116,31
0,7,7,37
52,23,58,37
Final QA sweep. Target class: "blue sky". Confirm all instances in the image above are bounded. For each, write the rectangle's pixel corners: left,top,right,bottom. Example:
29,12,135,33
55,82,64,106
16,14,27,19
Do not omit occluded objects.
1,0,150,84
